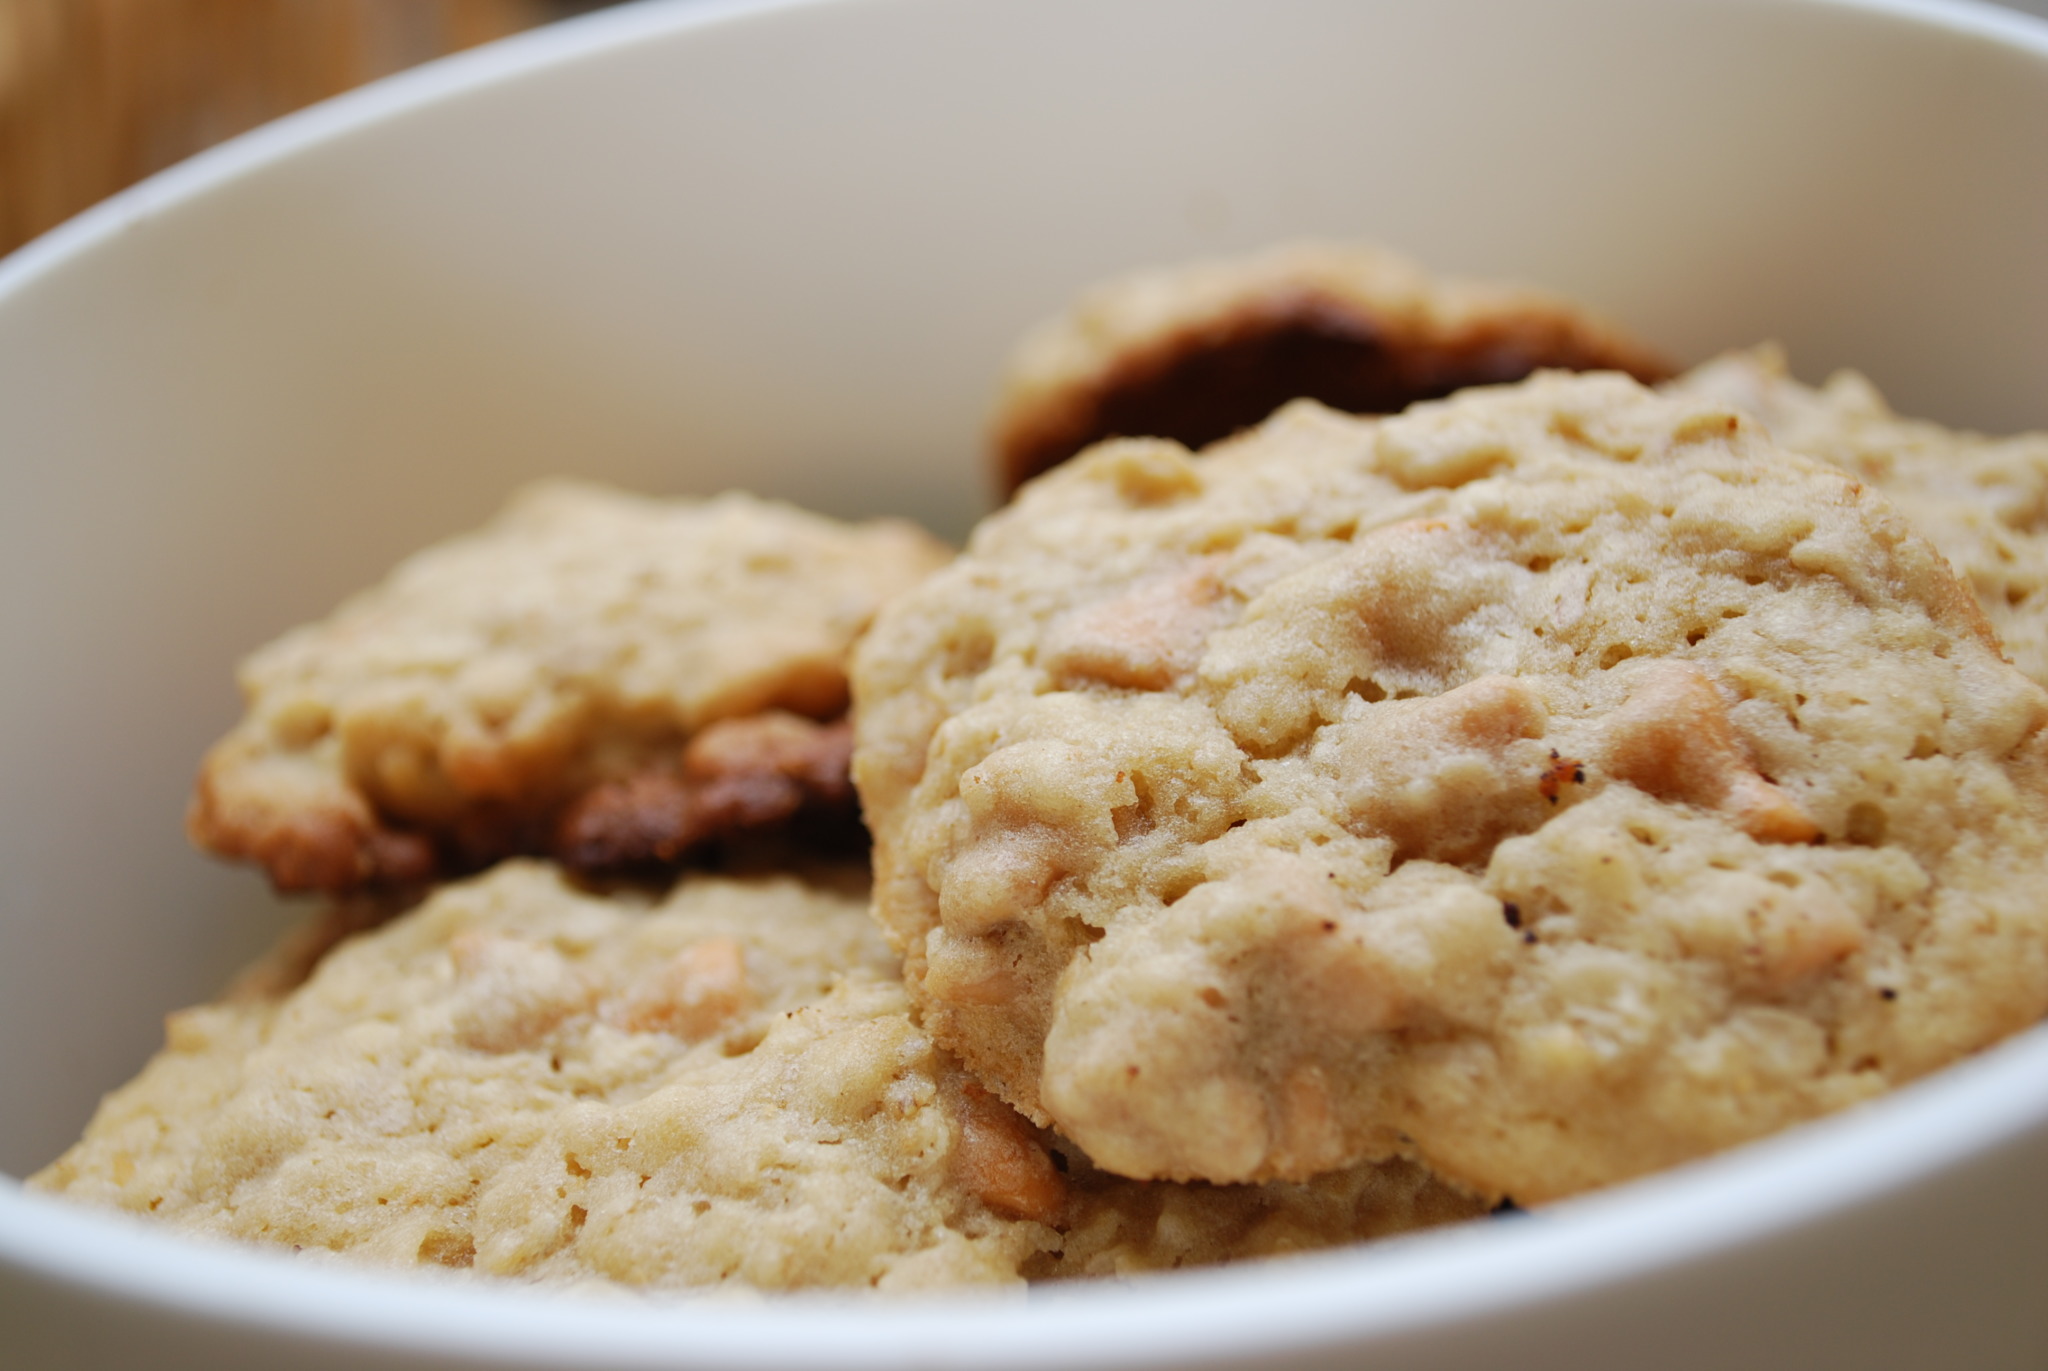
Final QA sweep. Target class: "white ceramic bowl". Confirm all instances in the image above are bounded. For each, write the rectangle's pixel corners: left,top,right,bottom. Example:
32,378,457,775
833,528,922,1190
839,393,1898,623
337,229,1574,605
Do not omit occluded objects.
4,0,2047,1366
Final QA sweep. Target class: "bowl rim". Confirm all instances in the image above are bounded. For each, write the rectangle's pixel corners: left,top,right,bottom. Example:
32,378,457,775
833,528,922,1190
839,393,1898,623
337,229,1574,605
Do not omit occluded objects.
5,0,2048,1363
6,0,2048,299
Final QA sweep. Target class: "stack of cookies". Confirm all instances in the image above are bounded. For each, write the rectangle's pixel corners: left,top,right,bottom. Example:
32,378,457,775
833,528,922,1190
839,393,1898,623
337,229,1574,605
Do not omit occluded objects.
35,244,2048,1292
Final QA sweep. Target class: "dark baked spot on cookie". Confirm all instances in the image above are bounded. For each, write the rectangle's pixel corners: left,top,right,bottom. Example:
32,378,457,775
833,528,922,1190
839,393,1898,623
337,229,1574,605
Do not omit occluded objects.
556,714,863,875
187,778,439,895
198,713,868,893
1536,751,1586,805
999,290,1671,492
556,772,696,869
1842,802,1889,848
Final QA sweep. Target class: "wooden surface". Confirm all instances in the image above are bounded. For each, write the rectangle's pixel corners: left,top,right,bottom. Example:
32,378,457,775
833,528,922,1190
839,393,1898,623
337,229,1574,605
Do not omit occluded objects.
0,0,568,257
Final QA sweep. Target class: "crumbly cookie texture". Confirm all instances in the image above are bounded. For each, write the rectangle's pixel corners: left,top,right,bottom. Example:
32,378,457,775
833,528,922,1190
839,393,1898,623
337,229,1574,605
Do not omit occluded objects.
188,482,951,893
1668,346,2048,689
33,862,1482,1289
855,372,2048,1202
992,240,1669,494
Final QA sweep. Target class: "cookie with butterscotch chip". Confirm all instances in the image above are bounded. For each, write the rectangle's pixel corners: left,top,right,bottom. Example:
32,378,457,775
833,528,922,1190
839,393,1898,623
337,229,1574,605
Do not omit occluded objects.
33,861,1040,1289
188,481,950,892
33,861,1482,1289
991,241,1670,495
1667,345,2048,689
856,372,2048,1203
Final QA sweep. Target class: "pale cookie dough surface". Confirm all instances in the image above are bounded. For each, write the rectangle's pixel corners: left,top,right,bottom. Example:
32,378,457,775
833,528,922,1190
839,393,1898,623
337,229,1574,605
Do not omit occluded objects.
188,481,951,892
992,240,1669,494
1668,346,2048,688
34,862,1482,1289
855,372,2048,1202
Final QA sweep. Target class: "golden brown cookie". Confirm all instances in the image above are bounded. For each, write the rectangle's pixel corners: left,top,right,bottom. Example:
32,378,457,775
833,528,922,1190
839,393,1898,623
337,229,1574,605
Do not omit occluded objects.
855,372,2048,1203
187,481,950,892
33,861,1482,1289
1667,345,2048,688
992,241,1670,495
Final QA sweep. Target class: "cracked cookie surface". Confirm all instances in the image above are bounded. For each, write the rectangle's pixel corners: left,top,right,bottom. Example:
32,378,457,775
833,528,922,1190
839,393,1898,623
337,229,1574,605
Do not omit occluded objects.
188,481,950,892
34,862,1481,1288
856,372,2048,1202
1668,346,2048,689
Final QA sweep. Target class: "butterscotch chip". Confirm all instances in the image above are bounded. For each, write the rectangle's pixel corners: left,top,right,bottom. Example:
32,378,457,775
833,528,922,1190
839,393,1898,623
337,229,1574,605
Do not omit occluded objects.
1667,346,2048,688
187,482,949,892
992,241,1669,494
855,372,2048,1202
32,862,1482,1289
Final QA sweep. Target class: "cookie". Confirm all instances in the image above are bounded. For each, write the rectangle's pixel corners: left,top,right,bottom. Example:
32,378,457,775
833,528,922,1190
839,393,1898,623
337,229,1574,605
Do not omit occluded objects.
1667,346,2048,688
854,372,2048,1202
187,481,951,892
992,241,1670,495
32,862,1482,1288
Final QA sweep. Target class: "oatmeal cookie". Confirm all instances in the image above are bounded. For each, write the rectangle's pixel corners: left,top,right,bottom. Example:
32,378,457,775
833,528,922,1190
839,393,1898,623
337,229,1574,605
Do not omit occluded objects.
992,241,1670,494
188,481,950,892
33,862,1481,1288
1668,346,2048,687
855,372,2048,1202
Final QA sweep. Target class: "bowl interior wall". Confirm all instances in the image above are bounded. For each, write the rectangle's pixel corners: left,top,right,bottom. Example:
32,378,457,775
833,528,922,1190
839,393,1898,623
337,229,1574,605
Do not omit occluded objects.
0,0,2044,1239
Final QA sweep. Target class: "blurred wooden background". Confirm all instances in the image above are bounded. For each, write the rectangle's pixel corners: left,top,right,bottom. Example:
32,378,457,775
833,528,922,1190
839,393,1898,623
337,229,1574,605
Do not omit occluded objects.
0,0,604,257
